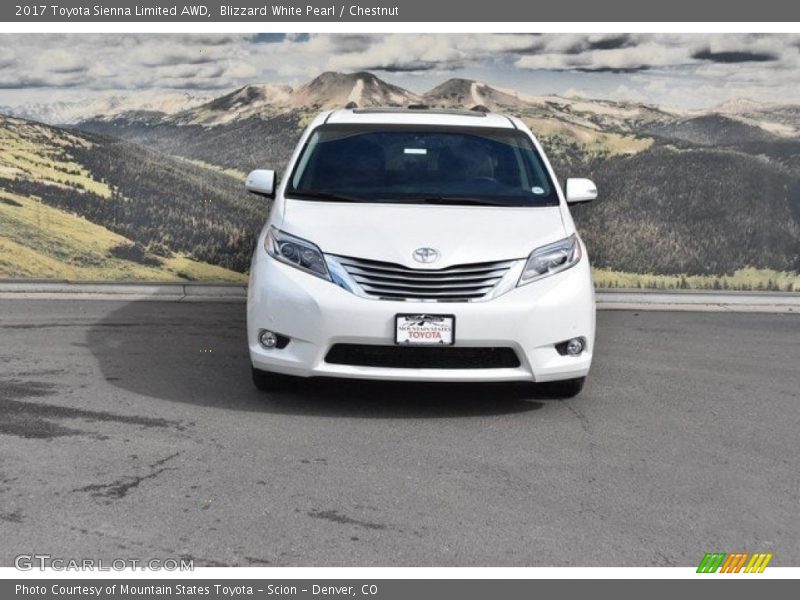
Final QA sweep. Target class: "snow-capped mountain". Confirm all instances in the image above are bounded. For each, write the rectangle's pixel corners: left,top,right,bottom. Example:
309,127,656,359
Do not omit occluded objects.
168,71,421,126
713,98,770,115
11,72,799,140
423,78,530,110
156,72,678,134
292,71,419,109
168,83,295,126
710,98,800,137
420,77,678,131
0,92,210,125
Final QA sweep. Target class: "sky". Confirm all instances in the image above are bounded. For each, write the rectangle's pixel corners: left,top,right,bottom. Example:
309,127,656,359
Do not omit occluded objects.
1,33,799,109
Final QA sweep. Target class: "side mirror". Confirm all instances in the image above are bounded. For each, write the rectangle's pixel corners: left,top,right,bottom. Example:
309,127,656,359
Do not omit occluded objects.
245,169,276,198
565,178,597,204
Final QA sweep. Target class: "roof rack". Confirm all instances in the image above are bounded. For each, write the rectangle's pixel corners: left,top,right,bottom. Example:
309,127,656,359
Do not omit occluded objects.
350,106,488,117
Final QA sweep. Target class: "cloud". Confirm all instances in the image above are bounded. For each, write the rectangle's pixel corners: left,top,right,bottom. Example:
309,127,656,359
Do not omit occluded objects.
317,33,538,74
1,33,800,109
135,48,219,67
225,63,259,79
156,63,226,80
253,33,285,44
285,33,310,43
513,34,797,74
359,61,441,73
0,47,17,70
587,34,637,51
574,66,650,73
329,34,375,54
35,51,89,75
0,74,85,89
183,34,249,46
511,39,547,55
563,34,639,55
692,48,778,63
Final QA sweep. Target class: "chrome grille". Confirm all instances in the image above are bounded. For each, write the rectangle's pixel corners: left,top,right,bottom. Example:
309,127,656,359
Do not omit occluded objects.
334,255,516,301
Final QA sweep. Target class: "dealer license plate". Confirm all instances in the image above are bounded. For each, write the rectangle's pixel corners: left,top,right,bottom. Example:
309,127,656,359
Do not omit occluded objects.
395,314,455,346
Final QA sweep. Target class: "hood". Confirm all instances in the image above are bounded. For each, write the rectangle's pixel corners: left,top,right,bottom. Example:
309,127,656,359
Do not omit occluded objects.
279,200,567,268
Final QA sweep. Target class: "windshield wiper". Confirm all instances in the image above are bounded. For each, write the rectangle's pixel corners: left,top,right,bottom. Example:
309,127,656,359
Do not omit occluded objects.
288,192,521,206
286,190,365,203
417,196,512,206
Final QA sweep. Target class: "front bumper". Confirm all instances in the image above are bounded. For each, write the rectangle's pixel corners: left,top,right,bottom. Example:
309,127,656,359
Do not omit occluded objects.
247,250,595,383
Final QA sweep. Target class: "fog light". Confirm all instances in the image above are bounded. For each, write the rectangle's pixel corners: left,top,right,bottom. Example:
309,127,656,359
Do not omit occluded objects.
566,338,584,356
258,330,278,349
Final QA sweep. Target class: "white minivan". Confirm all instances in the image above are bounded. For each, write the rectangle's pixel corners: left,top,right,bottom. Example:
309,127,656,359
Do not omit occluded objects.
245,106,596,397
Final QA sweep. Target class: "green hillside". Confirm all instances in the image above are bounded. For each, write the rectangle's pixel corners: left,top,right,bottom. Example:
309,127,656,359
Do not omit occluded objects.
78,112,303,174
0,115,261,280
573,143,800,276
0,189,244,281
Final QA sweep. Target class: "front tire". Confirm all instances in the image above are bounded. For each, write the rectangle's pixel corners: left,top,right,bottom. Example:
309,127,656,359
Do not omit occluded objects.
538,377,586,398
251,367,293,392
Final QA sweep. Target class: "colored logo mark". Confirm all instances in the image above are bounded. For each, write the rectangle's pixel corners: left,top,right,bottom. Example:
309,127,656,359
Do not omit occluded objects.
697,552,773,573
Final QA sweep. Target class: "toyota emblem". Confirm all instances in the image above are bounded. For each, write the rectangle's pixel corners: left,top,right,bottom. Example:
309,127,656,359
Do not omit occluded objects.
412,247,440,264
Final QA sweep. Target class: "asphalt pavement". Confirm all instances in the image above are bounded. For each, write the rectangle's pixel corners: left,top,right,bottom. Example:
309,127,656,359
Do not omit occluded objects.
1,299,798,567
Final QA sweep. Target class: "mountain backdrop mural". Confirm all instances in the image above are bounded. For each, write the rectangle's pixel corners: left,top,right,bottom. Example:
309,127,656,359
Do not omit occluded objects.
2,45,799,288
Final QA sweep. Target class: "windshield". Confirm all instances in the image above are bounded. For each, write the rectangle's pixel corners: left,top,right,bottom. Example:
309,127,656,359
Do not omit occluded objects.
287,124,559,206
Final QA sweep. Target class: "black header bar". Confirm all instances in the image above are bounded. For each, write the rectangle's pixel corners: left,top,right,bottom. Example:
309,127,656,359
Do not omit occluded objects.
3,0,799,22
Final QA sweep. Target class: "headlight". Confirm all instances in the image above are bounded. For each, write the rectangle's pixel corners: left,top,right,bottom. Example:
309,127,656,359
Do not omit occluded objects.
518,234,582,286
265,227,330,280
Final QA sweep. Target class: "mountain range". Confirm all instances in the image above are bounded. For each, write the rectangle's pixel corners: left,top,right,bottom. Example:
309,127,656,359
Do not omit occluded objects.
0,91,210,126
13,71,799,139
2,71,799,284
74,71,800,169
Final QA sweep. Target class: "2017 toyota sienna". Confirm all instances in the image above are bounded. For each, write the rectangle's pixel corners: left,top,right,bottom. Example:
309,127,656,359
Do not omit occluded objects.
245,106,597,397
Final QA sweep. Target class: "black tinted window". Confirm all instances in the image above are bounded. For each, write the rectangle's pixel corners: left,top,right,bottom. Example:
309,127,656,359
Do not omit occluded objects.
288,125,558,206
